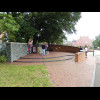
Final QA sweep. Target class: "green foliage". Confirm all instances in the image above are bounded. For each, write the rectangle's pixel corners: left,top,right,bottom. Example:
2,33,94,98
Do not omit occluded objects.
0,49,6,56
94,34,100,48
0,12,81,44
0,55,7,63
0,13,20,42
0,13,20,33
31,12,81,44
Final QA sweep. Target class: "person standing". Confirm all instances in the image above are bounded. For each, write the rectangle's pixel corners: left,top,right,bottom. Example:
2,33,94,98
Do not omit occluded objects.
79,46,83,52
27,43,30,55
85,45,88,58
45,42,49,55
42,43,45,56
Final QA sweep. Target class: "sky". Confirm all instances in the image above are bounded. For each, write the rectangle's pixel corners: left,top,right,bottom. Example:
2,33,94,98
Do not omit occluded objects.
66,12,100,41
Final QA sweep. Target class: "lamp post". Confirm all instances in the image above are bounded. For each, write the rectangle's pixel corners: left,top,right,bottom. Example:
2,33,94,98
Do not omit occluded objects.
93,40,94,56
37,34,40,37
37,34,40,44
85,41,87,46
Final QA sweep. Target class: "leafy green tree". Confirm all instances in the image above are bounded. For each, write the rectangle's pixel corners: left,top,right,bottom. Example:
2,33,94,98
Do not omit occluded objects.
29,12,81,45
0,12,81,45
94,34,100,48
9,12,39,43
0,12,20,42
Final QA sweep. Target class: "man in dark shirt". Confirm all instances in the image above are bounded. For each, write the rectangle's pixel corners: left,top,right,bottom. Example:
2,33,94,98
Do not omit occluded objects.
42,43,45,56
79,46,83,52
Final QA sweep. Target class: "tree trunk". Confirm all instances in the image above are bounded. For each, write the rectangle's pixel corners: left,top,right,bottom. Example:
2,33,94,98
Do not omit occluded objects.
26,34,29,43
33,34,37,46
26,39,29,43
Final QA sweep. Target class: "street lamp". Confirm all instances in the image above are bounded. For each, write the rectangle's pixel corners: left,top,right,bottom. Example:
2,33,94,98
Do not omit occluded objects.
85,41,87,46
37,34,40,38
93,40,94,56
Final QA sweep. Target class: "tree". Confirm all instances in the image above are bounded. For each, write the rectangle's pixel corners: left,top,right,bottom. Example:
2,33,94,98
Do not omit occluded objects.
94,34,100,48
10,12,39,43
0,12,81,45
0,12,20,42
29,12,81,45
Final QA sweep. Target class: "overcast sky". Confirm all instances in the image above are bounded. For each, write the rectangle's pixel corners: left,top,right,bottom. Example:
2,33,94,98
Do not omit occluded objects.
66,12,100,41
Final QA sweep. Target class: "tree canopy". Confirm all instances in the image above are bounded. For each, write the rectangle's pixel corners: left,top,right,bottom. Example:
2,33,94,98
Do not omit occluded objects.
0,12,81,44
94,34,100,48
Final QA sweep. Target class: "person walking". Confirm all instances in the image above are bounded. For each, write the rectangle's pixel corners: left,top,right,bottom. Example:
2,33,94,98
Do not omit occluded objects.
42,43,45,56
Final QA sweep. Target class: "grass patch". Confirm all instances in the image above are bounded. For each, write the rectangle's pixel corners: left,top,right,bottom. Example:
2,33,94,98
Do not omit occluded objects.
0,63,53,87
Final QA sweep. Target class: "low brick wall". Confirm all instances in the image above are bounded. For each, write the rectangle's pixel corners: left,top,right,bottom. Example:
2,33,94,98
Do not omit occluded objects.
49,44,80,53
6,42,27,62
49,45,86,62
75,52,86,62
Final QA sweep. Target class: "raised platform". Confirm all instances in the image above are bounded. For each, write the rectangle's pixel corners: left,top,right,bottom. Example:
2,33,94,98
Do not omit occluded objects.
12,52,75,65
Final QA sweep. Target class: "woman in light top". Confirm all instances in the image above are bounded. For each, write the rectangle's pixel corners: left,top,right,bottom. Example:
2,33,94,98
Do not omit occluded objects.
84,46,88,58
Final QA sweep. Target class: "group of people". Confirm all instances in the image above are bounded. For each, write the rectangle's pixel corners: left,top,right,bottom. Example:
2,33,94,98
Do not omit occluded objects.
27,42,89,58
80,45,88,58
27,42,49,56
27,44,32,54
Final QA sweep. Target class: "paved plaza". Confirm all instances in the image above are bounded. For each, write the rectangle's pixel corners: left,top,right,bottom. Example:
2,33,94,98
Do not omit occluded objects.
10,51,97,87
45,52,96,87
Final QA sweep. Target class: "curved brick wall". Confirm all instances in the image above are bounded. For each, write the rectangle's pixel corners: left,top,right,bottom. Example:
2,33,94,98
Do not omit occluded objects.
49,44,80,53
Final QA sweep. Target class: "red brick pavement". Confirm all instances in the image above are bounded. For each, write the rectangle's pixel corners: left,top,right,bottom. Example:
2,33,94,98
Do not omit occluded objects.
10,52,96,87
45,53,96,87
11,52,74,65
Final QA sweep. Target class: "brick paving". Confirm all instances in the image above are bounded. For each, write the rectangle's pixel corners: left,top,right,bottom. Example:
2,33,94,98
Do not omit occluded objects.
10,52,96,87
45,53,96,87
11,53,44,65
11,52,74,65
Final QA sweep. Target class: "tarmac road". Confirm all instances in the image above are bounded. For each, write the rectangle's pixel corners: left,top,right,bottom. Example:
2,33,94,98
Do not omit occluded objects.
91,50,100,87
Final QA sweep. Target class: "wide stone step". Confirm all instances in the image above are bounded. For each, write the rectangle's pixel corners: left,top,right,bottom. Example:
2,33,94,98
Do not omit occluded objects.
13,57,74,63
20,54,74,59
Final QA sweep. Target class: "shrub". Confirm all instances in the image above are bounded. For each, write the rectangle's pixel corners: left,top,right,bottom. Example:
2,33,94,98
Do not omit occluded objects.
0,42,6,56
0,55,7,63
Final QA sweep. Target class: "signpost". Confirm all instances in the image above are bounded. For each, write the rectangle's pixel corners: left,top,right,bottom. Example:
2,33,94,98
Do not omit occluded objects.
93,40,94,56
